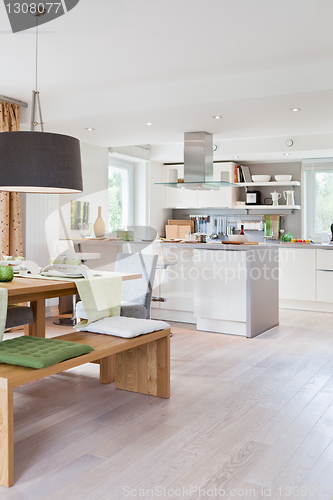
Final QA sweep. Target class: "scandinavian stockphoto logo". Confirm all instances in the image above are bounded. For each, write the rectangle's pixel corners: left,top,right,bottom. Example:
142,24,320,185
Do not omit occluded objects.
4,0,80,33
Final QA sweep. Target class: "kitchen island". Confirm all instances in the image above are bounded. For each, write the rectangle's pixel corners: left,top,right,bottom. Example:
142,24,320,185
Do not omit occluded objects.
153,242,279,338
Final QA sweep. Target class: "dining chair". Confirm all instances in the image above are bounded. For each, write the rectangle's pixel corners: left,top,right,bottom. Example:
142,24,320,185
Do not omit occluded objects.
76,252,158,320
49,239,101,326
5,305,34,332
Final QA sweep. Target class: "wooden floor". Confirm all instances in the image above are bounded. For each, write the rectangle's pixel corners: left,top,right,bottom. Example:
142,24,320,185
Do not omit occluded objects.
2,310,333,499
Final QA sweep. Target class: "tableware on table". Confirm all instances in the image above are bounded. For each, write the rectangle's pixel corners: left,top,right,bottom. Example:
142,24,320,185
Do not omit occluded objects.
79,222,92,238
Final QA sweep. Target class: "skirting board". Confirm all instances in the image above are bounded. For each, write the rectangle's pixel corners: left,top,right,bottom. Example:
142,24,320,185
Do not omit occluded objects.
197,317,246,336
151,309,196,324
280,299,333,313
46,305,59,318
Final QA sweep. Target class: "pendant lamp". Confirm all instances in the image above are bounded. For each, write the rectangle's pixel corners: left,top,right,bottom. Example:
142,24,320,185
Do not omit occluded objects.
0,9,83,194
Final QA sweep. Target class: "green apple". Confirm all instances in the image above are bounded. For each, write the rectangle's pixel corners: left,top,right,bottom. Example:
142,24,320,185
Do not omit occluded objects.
0,266,14,282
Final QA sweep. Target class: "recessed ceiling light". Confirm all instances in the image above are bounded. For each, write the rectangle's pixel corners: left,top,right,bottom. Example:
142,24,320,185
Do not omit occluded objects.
290,108,301,112
212,115,222,119
233,156,239,159
85,127,95,131
284,153,290,156
145,122,154,126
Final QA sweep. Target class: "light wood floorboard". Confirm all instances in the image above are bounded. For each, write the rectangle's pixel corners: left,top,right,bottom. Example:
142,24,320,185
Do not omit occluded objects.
2,310,333,498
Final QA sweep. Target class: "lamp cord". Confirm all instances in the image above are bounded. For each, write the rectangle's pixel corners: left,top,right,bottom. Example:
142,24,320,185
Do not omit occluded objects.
35,16,39,91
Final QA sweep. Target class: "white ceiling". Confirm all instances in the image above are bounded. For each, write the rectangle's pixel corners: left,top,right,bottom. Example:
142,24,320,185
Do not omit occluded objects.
1,0,333,161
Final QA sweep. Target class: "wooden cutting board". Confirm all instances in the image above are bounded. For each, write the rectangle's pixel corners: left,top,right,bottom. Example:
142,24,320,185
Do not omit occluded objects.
168,219,194,233
222,241,259,245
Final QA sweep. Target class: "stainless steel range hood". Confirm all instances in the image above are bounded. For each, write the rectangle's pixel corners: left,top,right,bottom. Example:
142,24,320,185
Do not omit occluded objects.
155,131,234,190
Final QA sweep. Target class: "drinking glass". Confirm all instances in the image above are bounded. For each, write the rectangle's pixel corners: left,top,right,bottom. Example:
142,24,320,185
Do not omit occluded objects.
321,232,330,245
79,223,92,238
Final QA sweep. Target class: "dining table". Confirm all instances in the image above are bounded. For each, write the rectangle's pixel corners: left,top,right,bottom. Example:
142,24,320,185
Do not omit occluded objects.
0,272,141,338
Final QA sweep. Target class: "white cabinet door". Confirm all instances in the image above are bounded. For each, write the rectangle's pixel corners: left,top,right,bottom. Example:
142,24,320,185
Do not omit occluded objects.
317,270,333,303
317,249,333,270
164,165,198,208
197,162,237,208
279,248,316,301
159,247,194,312
164,187,197,208
193,250,247,322
197,188,234,208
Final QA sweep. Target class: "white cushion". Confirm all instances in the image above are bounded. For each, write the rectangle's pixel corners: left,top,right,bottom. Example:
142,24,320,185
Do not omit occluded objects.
76,316,170,338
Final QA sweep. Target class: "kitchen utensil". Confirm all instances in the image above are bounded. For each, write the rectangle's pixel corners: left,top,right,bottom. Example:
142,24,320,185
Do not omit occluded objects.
275,175,292,182
270,191,282,205
196,233,207,243
283,190,295,205
251,175,271,182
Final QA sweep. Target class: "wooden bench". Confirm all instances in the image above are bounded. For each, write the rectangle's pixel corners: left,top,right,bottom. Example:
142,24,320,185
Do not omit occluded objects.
0,327,171,487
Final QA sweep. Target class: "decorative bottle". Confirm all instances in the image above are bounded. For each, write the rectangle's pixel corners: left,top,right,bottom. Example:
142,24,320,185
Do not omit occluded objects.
93,206,106,238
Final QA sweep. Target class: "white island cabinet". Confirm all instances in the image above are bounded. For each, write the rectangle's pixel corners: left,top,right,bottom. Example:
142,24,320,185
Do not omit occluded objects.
152,243,279,338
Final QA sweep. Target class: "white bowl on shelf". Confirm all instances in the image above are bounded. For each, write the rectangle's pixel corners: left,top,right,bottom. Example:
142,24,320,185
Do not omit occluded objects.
251,175,271,182
274,175,292,182
228,234,249,243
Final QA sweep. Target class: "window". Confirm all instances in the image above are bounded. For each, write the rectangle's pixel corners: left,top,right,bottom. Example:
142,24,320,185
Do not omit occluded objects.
108,159,133,231
303,160,333,241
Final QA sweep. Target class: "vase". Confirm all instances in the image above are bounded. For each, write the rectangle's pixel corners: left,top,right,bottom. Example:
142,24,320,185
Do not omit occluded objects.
94,206,106,238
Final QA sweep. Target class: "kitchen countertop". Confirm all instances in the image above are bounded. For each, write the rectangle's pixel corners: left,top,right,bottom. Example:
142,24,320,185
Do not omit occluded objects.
157,241,333,250
157,241,275,250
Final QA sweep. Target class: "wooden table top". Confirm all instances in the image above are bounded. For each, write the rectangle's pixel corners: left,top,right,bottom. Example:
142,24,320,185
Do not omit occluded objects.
0,273,141,304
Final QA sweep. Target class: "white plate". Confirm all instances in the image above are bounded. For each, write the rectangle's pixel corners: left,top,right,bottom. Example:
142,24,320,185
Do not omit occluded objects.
274,175,292,181
41,270,84,278
251,175,271,182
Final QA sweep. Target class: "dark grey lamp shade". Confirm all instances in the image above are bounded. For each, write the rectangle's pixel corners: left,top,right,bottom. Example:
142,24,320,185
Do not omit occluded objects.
0,131,83,193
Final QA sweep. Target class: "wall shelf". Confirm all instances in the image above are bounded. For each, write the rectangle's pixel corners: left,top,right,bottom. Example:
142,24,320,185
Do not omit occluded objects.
235,181,300,187
235,205,301,211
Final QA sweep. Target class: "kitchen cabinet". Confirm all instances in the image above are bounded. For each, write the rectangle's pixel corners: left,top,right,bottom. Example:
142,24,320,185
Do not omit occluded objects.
158,246,194,313
164,186,197,209
164,162,237,209
279,248,316,301
197,162,237,208
316,271,333,303
164,165,197,209
316,249,333,302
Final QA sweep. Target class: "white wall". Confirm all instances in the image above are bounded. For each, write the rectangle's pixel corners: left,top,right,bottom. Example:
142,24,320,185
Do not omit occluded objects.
59,142,109,239
148,161,172,235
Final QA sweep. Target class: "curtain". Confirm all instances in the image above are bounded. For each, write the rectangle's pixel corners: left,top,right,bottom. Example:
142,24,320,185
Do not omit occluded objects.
0,101,23,257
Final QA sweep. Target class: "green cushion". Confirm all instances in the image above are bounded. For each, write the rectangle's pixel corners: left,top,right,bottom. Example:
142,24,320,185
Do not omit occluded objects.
0,336,94,369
